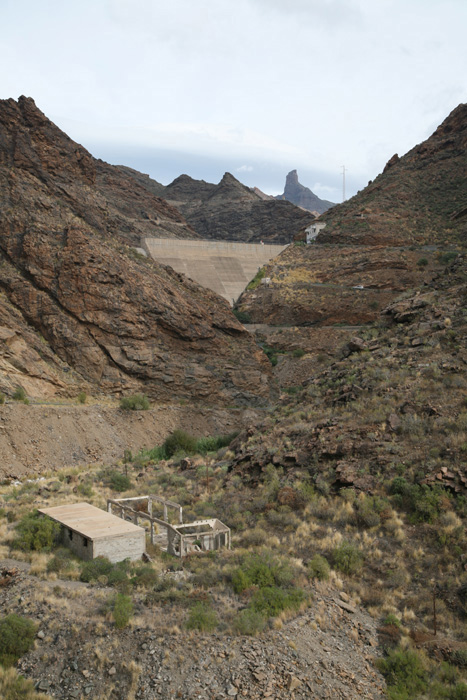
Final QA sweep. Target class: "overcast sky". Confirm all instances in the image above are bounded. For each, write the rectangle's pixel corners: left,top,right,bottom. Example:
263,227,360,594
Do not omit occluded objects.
1,0,466,201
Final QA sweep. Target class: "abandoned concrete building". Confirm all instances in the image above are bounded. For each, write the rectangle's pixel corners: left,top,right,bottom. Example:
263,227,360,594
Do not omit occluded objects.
107,495,231,558
305,221,327,243
38,502,146,563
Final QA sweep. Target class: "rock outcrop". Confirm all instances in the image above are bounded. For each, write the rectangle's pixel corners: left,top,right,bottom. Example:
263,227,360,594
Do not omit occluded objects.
0,97,272,405
128,171,316,244
276,170,335,214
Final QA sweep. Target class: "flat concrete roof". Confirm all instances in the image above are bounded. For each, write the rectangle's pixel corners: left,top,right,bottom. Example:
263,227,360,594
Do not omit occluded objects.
39,502,144,541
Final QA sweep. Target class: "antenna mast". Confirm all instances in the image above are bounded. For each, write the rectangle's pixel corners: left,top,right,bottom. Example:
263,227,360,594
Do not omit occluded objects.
341,165,347,202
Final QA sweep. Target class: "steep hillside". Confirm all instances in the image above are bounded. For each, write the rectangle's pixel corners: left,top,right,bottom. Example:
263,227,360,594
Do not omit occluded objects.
236,105,466,330
130,171,316,244
0,97,272,405
276,169,335,213
318,103,467,246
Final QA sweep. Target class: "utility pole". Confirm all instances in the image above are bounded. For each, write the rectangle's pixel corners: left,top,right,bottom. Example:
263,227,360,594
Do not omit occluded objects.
341,165,347,202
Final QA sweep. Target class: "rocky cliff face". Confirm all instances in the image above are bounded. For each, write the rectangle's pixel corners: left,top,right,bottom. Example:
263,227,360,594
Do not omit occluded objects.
276,170,335,214
129,171,315,244
0,97,272,404
318,103,467,246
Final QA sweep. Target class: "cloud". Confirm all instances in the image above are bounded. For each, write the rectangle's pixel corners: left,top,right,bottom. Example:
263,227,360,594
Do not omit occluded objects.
237,165,254,172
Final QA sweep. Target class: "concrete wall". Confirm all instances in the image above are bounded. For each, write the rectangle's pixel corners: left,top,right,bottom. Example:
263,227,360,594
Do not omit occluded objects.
61,527,94,561
144,238,287,303
93,531,146,563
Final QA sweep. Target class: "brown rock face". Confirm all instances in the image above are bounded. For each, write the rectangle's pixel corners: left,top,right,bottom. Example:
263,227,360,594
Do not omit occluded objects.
276,169,335,214
128,171,316,244
318,103,467,246
0,97,272,405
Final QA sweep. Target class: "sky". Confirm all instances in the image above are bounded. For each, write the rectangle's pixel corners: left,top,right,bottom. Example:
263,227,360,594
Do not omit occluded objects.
1,0,466,201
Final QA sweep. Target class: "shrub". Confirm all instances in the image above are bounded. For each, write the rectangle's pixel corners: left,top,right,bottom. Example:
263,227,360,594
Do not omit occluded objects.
80,556,114,583
120,394,150,411
186,602,218,632
375,647,428,700
112,593,133,629
292,348,305,358
13,511,61,552
332,541,363,575
0,667,52,700
77,391,87,404
233,309,251,324
163,429,197,458
0,614,37,667
439,251,458,265
0,392,5,405
251,586,305,617
247,267,266,290
417,257,428,267
46,547,74,574
233,609,266,636
130,564,159,589
231,552,294,594
12,386,27,402
307,554,330,581
108,470,132,492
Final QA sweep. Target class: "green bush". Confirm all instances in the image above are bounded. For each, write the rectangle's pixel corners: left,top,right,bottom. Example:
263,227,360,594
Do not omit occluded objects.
332,541,364,575
46,547,74,574
13,511,61,552
417,257,428,267
80,556,114,583
439,251,458,265
120,394,150,411
375,647,428,700
77,391,87,404
186,602,218,632
390,479,447,522
108,470,132,492
130,564,159,589
233,309,251,324
0,614,37,667
163,429,197,458
292,348,305,358
307,554,330,581
12,386,27,402
0,392,5,405
0,667,52,700
112,593,133,629
231,553,294,593
233,608,266,636
247,267,266,290
251,586,305,617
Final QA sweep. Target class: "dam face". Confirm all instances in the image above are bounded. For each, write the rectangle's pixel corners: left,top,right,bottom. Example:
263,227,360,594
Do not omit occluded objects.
144,238,287,304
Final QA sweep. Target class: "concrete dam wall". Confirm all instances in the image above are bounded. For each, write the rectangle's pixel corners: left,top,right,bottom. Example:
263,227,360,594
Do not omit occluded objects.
144,238,287,303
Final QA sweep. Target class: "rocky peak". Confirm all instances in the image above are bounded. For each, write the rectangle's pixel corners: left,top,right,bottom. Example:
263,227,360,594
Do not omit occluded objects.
276,170,335,214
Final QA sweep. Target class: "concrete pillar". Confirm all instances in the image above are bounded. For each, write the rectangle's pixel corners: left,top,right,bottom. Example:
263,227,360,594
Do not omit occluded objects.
179,507,183,524
107,501,112,513
163,504,168,522
150,521,154,545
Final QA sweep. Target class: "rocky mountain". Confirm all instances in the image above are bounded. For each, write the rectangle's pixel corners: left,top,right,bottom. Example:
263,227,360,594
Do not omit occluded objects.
236,105,466,328
0,96,272,405
317,103,467,246
127,171,316,244
276,169,335,214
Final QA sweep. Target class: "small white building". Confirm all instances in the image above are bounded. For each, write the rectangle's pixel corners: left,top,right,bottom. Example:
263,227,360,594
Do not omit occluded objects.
39,502,146,563
305,221,327,243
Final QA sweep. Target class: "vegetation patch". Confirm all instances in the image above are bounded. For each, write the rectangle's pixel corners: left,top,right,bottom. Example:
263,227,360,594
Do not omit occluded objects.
0,614,36,667
13,511,61,552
